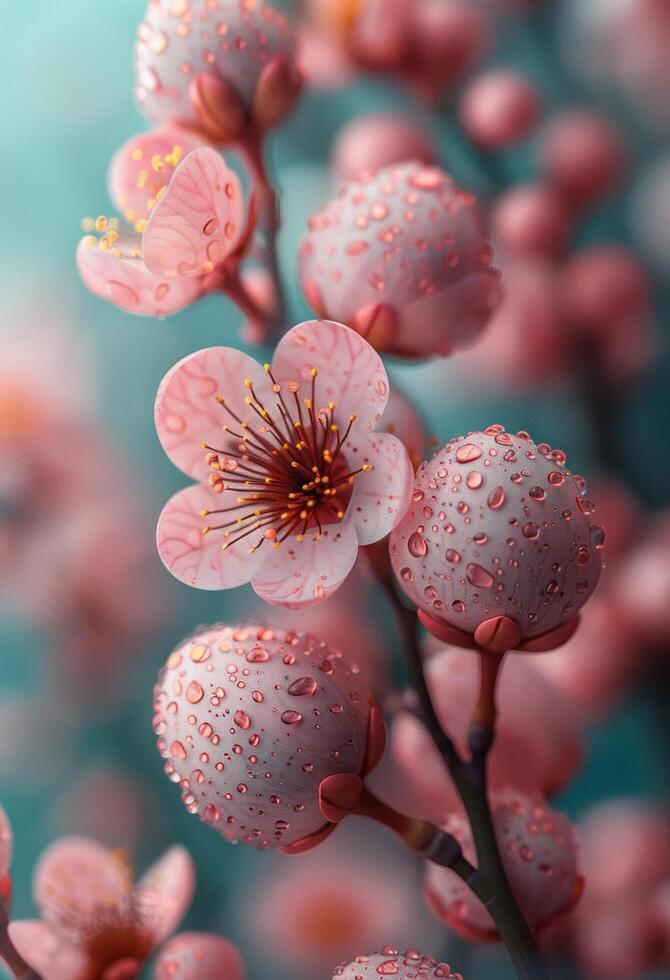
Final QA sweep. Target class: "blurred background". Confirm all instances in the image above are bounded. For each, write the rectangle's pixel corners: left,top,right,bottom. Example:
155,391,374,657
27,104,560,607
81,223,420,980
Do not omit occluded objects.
1,1,669,978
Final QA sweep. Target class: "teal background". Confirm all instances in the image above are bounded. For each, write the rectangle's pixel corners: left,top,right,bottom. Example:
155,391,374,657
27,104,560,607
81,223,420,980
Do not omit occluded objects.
0,2,668,978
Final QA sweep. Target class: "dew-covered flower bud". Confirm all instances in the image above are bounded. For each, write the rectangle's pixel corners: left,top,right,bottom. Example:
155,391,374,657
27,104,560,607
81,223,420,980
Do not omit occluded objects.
425,790,583,940
135,0,301,145
389,425,603,651
333,947,462,980
153,624,386,853
299,162,500,358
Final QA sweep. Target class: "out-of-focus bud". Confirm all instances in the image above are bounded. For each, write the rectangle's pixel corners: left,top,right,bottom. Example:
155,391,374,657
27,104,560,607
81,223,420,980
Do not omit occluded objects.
460,69,541,150
491,184,571,261
538,110,626,210
332,113,438,183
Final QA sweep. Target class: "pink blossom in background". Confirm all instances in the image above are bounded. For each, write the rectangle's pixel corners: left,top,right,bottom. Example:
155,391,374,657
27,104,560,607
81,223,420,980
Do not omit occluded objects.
609,509,670,650
49,769,155,851
153,623,386,852
459,70,541,151
153,932,244,980
300,162,501,358
78,144,247,319
331,113,438,183
333,947,462,979
425,790,583,941
0,805,11,908
380,387,429,472
390,426,603,649
490,184,572,262
155,319,412,607
9,839,194,980
392,647,583,823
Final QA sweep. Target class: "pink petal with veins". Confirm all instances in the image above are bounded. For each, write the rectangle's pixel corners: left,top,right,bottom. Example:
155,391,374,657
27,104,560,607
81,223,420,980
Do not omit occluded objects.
108,128,203,221
345,432,413,545
143,148,243,278
8,922,87,980
132,846,194,946
154,932,245,980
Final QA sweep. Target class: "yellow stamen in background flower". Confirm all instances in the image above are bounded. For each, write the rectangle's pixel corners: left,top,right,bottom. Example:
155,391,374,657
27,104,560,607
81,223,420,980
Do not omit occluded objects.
131,148,143,161
135,219,148,234
81,217,95,232
95,215,108,232
82,235,98,248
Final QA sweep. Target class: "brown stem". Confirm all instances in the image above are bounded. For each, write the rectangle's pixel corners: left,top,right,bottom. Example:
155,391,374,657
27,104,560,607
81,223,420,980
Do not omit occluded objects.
220,269,270,346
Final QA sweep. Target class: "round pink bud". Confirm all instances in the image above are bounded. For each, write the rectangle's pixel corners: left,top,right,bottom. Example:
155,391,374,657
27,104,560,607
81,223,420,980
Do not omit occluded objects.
425,790,583,940
300,161,501,358
460,70,541,150
490,183,571,260
154,932,245,980
333,947,461,980
538,110,625,210
389,426,603,648
154,624,383,852
561,245,651,338
135,0,300,142
332,113,438,183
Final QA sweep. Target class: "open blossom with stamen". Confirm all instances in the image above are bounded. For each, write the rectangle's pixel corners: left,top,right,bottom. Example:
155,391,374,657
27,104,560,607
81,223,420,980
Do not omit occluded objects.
155,319,413,607
77,140,248,318
8,838,194,980
154,932,245,980
299,162,500,358
135,0,301,145
153,623,386,852
332,947,462,979
424,790,583,941
390,426,603,651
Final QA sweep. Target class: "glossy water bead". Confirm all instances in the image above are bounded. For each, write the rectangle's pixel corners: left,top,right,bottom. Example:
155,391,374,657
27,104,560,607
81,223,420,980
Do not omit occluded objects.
135,0,301,142
299,161,500,358
332,947,462,979
389,426,603,648
153,624,384,852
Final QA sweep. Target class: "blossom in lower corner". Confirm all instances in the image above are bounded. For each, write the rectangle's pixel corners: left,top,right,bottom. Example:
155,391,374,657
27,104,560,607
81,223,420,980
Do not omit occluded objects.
424,790,583,942
8,838,194,980
332,947,462,979
77,136,246,318
155,319,413,608
153,623,386,853
153,932,245,980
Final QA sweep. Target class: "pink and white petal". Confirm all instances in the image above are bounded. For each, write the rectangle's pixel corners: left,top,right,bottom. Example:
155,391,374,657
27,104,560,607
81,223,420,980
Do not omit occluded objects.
0,804,11,878
157,484,265,591
153,931,245,980
155,346,271,481
108,128,203,220
77,239,201,317
251,520,359,608
346,432,413,545
33,837,132,934
143,148,244,278
8,922,88,980
270,320,389,431
132,846,195,947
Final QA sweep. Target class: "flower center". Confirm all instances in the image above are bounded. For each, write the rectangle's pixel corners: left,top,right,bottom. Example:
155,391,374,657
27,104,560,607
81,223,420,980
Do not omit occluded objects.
200,366,372,554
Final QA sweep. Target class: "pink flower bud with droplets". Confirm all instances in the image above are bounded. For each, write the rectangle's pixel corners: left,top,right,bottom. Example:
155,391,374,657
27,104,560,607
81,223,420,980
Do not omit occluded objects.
538,110,625,211
491,184,571,261
78,140,248,319
299,162,501,359
332,113,438,183
389,426,604,652
333,947,462,979
460,70,541,151
135,0,301,145
154,932,245,980
425,790,583,941
153,623,386,853
392,647,583,824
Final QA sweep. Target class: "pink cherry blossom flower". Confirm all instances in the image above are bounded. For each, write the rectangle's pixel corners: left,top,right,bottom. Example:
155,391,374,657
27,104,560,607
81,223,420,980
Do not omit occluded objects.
424,789,583,941
392,646,583,823
333,947,462,980
77,139,249,319
299,163,501,359
155,319,413,607
390,426,603,652
460,69,541,151
9,838,194,980
331,113,438,183
153,623,386,853
379,387,429,472
153,932,244,980
135,0,301,146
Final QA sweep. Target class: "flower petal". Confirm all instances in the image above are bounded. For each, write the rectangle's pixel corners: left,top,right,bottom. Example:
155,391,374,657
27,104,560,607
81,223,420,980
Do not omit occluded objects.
345,432,413,545
132,846,195,946
251,519,359,608
0,804,11,879
153,932,245,980
157,484,265,591
108,128,203,221
270,320,389,431
76,239,201,317
143,148,244,278
154,346,270,481
32,837,132,936
8,922,88,980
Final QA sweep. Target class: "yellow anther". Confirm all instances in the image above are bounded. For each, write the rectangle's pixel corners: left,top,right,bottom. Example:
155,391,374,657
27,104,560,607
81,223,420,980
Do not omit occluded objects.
310,368,318,377
216,395,225,404
263,363,271,372
350,414,357,421
81,235,98,248
362,464,373,472
106,229,119,243
200,509,209,516
95,215,108,232
135,219,148,234
244,378,254,388
151,154,164,172
125,209,137,224
201,526,210,534
137,170,148,189
81,217,95,232
109,217,120,229
131,148,144,161
147,198,157,210
99,238,112,252
296,534,305,542
156,185,168,200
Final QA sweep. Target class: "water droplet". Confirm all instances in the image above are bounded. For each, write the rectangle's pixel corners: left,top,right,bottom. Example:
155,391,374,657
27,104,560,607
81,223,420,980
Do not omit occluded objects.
186,680,204,704
456,443,482,463
287,676,317,696
488,486,505,510
466,563,494,588
408,532,428,558
281,710,303,725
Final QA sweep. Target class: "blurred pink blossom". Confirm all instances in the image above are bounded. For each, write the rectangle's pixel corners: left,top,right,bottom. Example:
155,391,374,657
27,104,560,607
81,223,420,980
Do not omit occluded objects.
153,932,244,980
